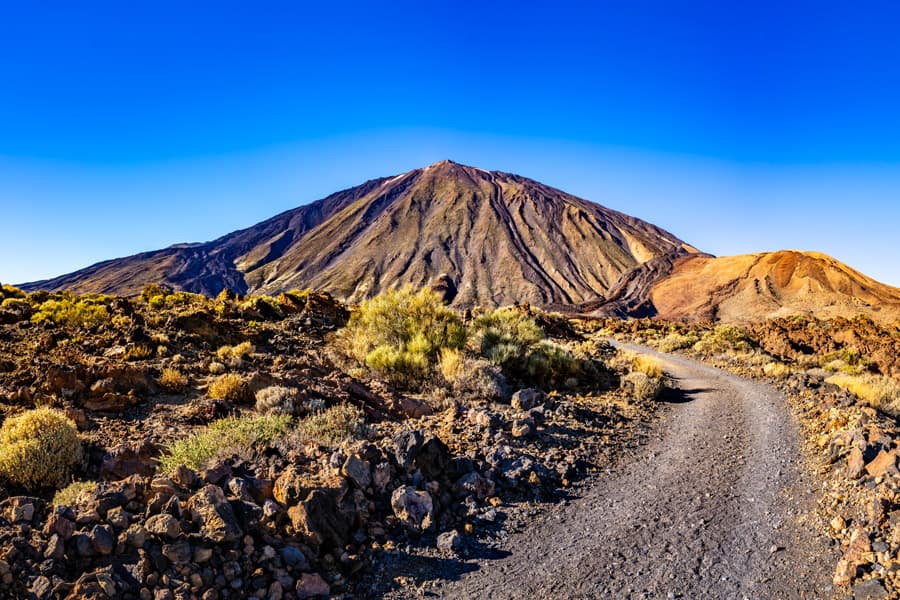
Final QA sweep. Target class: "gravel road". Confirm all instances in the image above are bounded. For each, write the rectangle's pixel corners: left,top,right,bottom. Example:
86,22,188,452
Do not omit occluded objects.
397,344,838,599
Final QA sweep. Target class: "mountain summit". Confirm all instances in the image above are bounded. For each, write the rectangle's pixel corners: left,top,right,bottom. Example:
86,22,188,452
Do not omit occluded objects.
24,161,698,307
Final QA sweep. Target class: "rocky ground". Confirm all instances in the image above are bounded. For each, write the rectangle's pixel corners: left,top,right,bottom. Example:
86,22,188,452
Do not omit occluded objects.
0,287,659,599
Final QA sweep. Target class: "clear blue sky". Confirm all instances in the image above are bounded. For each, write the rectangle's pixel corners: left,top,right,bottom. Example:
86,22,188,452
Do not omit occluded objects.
2,1,899,286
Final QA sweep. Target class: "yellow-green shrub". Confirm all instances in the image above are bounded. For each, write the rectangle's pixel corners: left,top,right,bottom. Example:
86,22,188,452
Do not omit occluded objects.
158,414,292,472
694,325,754,356
53,480,97,506
31,297,109,329
334,286,466,389
826,373,900,417
0,408,82,490
657,333,699,353
158,368,189,393
216,341,256,364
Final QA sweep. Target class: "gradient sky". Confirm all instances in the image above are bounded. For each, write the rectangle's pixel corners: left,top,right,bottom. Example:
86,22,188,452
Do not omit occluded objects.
2,1,899,286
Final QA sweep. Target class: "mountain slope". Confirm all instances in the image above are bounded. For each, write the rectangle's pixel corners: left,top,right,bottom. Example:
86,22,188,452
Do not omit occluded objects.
595,250,900,324
23,161,697,307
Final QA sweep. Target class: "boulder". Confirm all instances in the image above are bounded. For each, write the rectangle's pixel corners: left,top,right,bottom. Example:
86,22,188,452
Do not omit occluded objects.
100,440,158,479
296,572,330,598
287,489,353,548
865,449,898,478
437,529,462,553
341,455,372,489
391,485,434,531
511,388,545,411
273,466,314,507
392,429,424,472
185,484,242,543
453,472,495,500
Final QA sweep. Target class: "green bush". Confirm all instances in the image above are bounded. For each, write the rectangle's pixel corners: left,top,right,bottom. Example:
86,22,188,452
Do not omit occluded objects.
158,414,292,472
335,286,466,389
0,408,82,490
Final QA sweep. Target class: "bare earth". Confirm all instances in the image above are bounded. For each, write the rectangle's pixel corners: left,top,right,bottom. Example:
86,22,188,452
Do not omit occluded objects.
390,344,839,599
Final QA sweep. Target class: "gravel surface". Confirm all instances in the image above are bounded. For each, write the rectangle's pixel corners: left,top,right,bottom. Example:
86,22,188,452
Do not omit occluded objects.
388,343,839,599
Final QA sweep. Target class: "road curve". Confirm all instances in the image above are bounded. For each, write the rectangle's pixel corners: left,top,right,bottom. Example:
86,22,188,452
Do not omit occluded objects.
424,343,838,599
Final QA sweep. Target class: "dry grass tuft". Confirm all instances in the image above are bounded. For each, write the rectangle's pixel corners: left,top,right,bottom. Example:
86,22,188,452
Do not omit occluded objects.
826,373,900,417
158,367,189,393
207,373,250,403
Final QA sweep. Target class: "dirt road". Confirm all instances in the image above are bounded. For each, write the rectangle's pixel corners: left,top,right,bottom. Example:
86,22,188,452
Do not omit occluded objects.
395,344,838,599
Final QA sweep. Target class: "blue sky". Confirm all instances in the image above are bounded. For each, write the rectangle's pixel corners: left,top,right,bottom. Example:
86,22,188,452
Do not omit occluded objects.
2,1,899,285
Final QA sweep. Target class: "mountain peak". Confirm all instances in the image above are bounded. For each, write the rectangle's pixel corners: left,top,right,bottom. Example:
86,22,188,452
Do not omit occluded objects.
22,163,695,307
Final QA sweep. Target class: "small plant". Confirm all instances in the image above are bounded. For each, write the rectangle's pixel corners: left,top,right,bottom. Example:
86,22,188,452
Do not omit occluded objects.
333,286,466,389
255,385,300,415
216,341,256,366
763,361,791,379
826,373,900,417
158,368,189,393
158,414,292,472
208,361,226,375
694,325,754,356
295,404,366,447
631,354,664,378
0,408,82,490
207,373,250,403
123,344,154,361
53,480,98,506
657,333,699,353
437,348,503,401
622,371,664,401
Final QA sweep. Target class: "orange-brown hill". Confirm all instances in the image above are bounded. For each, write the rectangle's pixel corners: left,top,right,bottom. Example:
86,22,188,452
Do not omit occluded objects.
21,161,698,308
638,251,900,324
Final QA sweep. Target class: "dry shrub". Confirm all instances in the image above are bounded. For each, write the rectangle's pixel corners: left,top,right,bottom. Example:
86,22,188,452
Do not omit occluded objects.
123,344,154,361
622,371,664,401
632,355,664,378
158,368,189,393
657,333,699,353
0,408,82,490
763,361,791,379
295,404,366,447
255,385,300,415
826,373,900,417
217,341,255,362
208,373,250,403
437,348,503,401
208,361,226,375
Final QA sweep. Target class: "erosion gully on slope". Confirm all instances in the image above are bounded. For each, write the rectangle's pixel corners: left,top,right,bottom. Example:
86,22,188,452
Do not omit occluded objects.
385,343,839,599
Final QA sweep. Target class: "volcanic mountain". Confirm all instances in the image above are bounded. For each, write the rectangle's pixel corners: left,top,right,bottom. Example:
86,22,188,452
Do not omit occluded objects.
23,160,699,307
